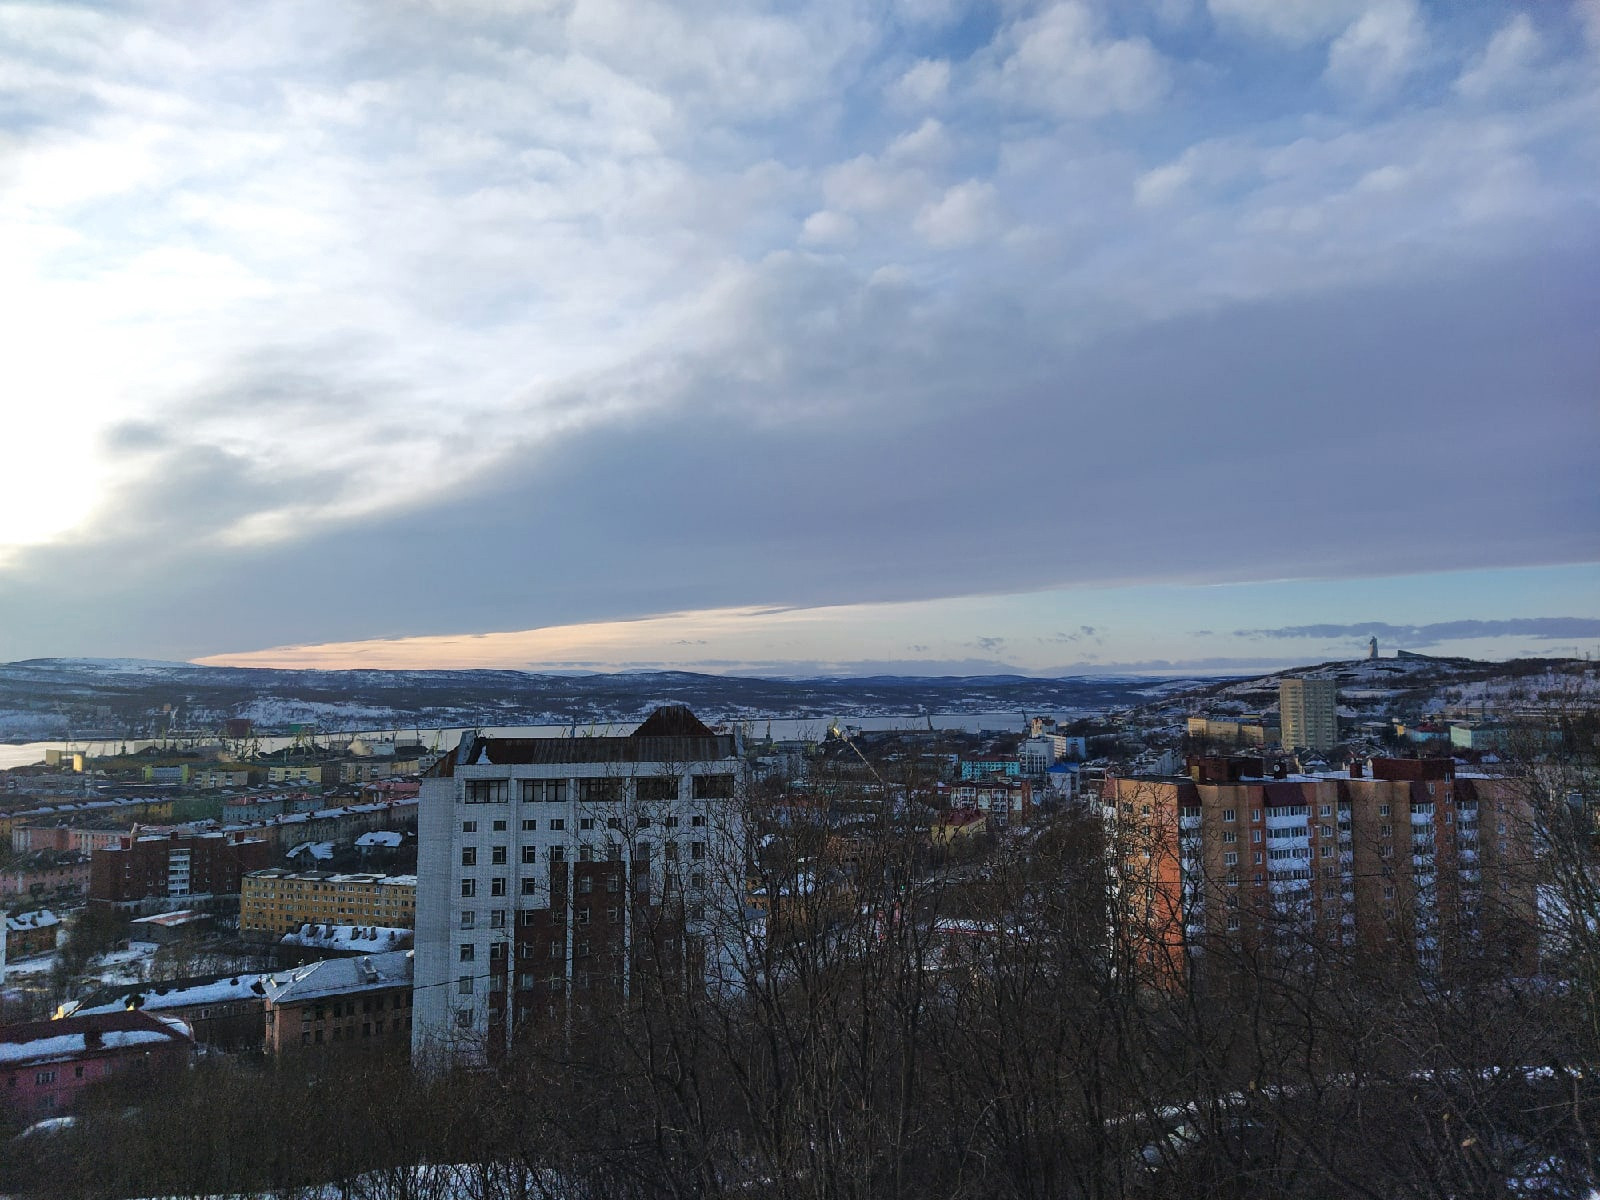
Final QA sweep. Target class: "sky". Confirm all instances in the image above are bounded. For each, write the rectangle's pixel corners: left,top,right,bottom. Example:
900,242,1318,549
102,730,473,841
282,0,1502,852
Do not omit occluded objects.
1,0,1596,676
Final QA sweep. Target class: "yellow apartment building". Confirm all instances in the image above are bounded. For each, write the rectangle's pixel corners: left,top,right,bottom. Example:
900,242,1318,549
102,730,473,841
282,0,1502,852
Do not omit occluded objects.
240,869,417,938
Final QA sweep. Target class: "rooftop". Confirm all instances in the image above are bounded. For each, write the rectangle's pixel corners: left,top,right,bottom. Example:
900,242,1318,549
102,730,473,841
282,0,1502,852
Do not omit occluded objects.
0,1010,191,1067
260,949,413,1006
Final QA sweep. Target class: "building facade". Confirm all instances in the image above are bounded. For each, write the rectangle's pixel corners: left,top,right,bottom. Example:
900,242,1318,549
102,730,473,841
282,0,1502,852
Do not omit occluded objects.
240,870,418,938
1107,756,1535,986
1279,676,1339,751
89,832,272,910
0,1011,192,1120
412,707,745,1065
261,950,413,1054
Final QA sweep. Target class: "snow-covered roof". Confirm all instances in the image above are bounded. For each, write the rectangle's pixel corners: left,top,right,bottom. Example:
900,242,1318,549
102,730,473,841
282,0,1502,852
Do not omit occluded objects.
64,973,265,1018
355,830,403,848
0,1012,190,1067
260,949,413,1006
287,840,335,860
5,909,60,932
280,924,412,951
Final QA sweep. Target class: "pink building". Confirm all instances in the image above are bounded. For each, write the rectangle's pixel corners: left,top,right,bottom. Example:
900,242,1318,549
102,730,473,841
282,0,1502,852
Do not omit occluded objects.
0,1011,192,1120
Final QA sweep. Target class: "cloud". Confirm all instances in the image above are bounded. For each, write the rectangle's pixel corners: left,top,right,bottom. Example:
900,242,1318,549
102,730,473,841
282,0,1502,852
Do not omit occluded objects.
1454,14,1542,100
914,179,999,246
981,2,1169,118
1324,0,1426,98
890,58,951,109
1235,619,1600,648
0,0,1595,662
1207,0,1370,46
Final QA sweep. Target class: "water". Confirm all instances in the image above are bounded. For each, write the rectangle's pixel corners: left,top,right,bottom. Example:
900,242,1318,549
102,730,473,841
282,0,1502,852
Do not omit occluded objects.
0,712,1035,772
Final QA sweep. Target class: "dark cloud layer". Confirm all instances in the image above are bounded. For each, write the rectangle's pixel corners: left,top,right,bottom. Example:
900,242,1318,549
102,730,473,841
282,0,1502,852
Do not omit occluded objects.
0,246,1594,660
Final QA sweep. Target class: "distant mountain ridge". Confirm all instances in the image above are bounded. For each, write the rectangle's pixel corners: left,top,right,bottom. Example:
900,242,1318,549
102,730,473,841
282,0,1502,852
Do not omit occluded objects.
0,658,1218,740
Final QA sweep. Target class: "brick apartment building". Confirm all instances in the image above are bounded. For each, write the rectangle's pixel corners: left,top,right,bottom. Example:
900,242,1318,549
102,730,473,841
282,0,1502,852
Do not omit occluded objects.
89,832,272,911
1107,756,1535,986
261,950,413,1054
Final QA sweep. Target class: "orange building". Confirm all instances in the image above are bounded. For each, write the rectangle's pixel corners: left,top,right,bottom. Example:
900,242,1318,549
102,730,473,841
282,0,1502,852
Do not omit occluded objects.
1107,756,1534,988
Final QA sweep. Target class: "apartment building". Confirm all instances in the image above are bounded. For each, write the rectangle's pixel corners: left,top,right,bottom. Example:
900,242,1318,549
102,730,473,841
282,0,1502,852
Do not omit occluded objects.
261,951,413,1054
412,707,745,1065
239,869,418,938
1279,676,1339,751
89,831,272,911
1107,755,1535,986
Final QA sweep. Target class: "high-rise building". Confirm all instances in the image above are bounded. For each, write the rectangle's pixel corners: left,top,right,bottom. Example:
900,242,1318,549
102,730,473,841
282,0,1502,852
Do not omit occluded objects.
1279,676,1339,750
411,707,746,1065
1106,756,1535,988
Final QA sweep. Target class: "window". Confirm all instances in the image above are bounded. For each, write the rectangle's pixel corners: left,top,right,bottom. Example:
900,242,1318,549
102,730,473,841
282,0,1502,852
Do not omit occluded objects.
521,878,537,895
523,779,566,804
692,841,706,860
35,1070,55,1085
638,777,680,802
576,940,591,958
692,814,707,827
491,846,507,865
608,816,624,830
607,842,622,861
520,910,538,926
578,877,593,894
1251,809,1261,823
1254,851,1264,865
462,820,478,833
1227,915,1241,931
1379,804,1391,817
691,872,705,889
580,817,595,831
577,907,591,924
490,909,506,929
465,779,509,804
579,779,622,804
694,774,735,799
489,943,506,962
457,976,473,995
460,943,475,962
1321,846,1333,858
1321,825,1332,838
522,819,538,832
1251,829,1262,843
1253,873,1264,886
550,846,566,863
1222,831,1237,844
490,877,507,897
461,910,476,928
1222,809,1236,823
461,879,477,898
461,847,477,867
1319,805,1332,818
1224,851,1239,866
521,845,538,865
492,819,507,832
456,1009,472,1026
549,818,565,831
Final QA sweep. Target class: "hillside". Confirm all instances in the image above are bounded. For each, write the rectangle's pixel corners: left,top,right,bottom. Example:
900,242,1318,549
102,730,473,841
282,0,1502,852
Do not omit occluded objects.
0,659,1216,740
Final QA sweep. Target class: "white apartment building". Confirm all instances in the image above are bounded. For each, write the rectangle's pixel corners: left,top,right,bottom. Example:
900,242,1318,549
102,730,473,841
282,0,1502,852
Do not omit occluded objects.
412,707,746,1065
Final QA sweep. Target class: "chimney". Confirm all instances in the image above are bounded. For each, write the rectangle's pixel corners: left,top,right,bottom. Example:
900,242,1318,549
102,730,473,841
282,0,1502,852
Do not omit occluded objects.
1349,758,1364,779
